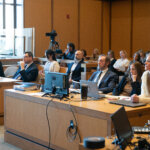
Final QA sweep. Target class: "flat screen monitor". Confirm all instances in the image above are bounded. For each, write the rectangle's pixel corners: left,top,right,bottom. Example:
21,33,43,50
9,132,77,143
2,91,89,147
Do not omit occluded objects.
44,71,69,96
111,106,133,149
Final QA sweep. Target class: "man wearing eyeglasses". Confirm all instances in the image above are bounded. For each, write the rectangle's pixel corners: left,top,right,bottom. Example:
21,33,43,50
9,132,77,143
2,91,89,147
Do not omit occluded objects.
13,51,38,82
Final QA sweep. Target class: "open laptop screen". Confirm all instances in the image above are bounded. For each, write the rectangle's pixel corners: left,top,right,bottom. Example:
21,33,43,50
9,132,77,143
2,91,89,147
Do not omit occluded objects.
80,80,104,99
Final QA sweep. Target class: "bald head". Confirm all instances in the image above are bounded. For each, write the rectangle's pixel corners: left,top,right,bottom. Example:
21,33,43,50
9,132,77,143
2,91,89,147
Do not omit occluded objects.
75,50,84,61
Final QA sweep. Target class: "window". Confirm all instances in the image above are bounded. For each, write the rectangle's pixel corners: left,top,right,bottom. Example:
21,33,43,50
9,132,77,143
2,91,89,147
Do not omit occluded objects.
0,0,25,57
1,0,24,29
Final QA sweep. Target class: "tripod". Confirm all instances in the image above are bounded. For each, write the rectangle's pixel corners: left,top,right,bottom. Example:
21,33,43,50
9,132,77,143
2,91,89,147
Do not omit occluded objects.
49,40,59,51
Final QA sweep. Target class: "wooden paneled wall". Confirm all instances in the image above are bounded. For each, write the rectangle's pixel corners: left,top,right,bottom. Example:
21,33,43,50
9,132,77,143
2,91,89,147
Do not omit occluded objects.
111,0,150,58
53,0,79,51
24,0,52,57
24,0,150,58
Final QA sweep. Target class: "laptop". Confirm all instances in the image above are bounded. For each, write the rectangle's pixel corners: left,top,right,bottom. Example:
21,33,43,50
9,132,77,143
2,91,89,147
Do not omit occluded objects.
80,80,105,99
109,100,146,107
111,106,133,149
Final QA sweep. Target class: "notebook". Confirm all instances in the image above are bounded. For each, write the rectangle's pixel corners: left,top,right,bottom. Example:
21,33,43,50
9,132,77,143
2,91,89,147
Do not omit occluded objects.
109,100,146,107
80,80,105,99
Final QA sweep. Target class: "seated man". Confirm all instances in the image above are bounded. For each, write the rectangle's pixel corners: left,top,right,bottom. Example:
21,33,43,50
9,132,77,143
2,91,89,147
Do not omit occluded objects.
13,51,38,82
131,54,150,103
89,54,118,94
67,50,84,88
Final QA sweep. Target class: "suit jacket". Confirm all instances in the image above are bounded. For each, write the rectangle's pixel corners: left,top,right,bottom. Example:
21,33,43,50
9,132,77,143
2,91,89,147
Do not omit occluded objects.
108,58,116,72
89,70,118,94
67,59,84,82
0,61,4,77
13,63,38,82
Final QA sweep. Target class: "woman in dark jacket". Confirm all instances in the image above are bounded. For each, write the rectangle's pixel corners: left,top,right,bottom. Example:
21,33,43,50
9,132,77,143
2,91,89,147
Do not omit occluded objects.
113,61,143,96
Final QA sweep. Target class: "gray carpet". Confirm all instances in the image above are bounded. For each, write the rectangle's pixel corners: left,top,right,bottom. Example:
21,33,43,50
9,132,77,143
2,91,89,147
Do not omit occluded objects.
0,126,21,150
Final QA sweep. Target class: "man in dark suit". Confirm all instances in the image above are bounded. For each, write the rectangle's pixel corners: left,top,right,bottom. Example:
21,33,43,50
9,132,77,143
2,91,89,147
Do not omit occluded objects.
67,50,84,88
89,54,118,94
13,52,38,82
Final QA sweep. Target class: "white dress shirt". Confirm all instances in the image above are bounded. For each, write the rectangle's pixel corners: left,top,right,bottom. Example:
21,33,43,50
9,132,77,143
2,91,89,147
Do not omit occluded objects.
138,71,150,103
94,68,108,86
69,60,80,79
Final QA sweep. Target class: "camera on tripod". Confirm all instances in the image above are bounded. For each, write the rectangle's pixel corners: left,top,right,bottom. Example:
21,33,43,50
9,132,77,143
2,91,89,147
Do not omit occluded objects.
46,30,57,42
45,30,58,51
45,30,62,58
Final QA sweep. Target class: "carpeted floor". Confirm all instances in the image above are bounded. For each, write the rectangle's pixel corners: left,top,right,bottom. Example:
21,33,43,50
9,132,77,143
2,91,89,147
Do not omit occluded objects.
0,126,21,150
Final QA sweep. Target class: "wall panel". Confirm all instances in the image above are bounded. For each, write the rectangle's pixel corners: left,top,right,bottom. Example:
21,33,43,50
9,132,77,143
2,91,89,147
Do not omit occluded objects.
132,0,150,53
53,0,78,52
80,0,102,55
102,1,111,55
111,0,131,58
24,0,150,58
24,0,52,57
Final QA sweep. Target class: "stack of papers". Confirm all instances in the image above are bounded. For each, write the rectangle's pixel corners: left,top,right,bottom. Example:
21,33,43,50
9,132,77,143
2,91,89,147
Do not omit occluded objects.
14,82,38,91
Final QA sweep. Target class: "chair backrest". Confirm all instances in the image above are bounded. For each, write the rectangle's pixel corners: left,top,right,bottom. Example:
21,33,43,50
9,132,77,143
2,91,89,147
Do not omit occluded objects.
36,64,44,83
4,66,18,78
59,67,67,73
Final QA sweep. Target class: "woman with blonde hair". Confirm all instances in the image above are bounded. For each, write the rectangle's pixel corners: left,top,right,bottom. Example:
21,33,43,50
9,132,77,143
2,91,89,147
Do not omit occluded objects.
113,50,130,76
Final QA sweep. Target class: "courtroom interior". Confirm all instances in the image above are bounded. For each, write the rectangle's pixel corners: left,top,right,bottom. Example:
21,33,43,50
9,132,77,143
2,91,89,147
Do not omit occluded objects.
0,0,150,150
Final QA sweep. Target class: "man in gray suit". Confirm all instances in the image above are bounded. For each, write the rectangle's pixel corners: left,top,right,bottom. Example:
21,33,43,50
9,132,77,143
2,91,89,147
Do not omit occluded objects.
89,54,118,94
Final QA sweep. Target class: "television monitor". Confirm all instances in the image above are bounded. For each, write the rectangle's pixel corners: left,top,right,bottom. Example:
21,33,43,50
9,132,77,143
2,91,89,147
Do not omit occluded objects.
111,106,133,149
44,71,69,97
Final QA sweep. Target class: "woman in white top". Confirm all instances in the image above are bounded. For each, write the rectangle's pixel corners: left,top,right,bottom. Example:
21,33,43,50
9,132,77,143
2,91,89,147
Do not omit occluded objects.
39,49,60,77
131,71,150,103
131,54,150,103
113,50,130,75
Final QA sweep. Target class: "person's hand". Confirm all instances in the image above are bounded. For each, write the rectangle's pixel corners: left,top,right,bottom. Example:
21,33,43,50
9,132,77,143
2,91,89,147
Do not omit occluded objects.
20,61,25,70
131,94,139,103
131,74,137,82
69,79,72,84
39,70,45,78
65,49,69,55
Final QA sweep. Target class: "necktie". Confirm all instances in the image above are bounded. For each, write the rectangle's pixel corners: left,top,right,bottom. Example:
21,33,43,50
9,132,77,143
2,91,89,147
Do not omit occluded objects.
14,73,21,80
97,71,103,86
95,71,102,82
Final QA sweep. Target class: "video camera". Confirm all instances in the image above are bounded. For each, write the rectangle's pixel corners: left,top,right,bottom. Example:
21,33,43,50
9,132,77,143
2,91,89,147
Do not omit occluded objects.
45,30,57,42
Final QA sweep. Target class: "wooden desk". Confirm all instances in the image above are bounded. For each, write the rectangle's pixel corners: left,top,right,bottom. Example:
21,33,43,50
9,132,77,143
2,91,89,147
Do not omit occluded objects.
0,78,20,124
4,90,150,150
